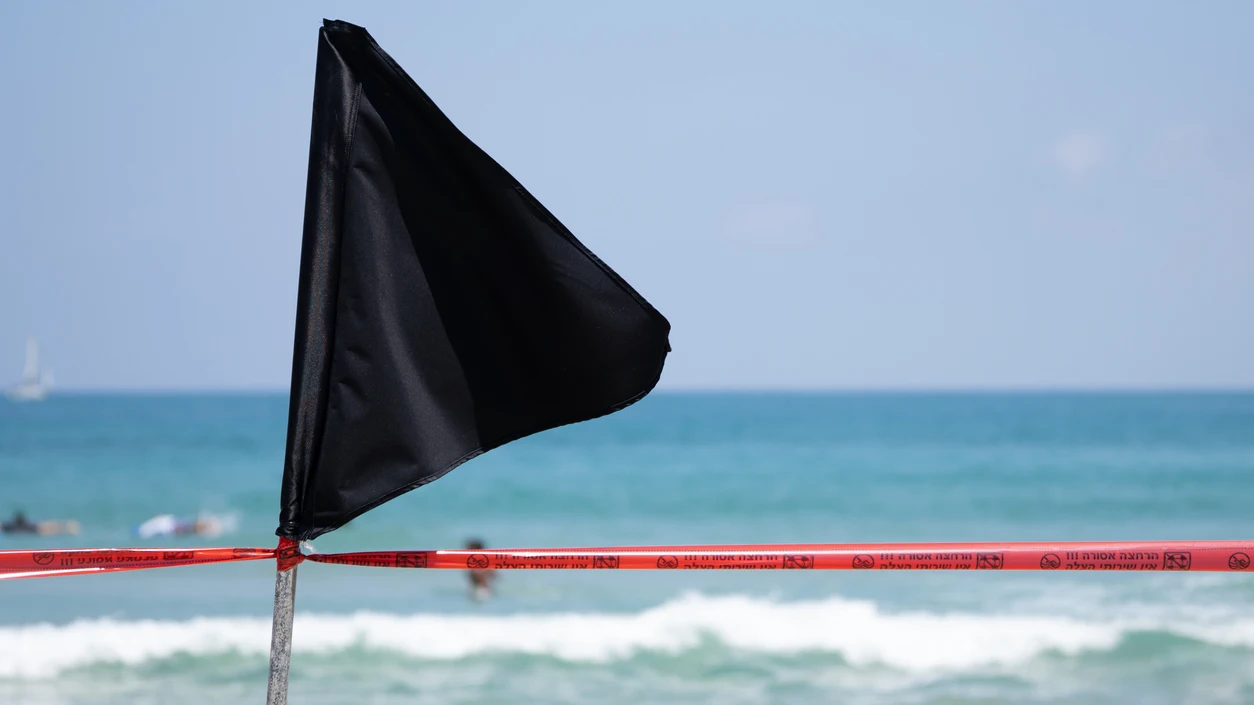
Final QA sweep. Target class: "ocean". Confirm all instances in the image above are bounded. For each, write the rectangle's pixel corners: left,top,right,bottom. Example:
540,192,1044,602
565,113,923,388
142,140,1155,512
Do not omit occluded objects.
1,392,1252,705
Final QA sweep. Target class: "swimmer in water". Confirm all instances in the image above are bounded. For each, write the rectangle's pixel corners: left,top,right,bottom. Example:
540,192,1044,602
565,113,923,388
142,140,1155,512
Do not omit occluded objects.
134,513,223,539
1,511,80,536
182,516,222,536
0,511,36,534
465,538,496,601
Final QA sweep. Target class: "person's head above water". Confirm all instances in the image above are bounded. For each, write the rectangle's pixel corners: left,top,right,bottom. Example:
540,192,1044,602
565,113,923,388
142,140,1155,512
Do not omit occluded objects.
3,511,37,533
465,538,485,550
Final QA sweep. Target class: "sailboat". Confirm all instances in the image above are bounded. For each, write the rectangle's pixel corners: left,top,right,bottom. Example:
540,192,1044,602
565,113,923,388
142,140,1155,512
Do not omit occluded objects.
8,336,51,401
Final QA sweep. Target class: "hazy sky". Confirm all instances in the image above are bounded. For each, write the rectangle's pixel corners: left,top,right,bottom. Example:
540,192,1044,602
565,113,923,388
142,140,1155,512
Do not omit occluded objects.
1,2,1251,390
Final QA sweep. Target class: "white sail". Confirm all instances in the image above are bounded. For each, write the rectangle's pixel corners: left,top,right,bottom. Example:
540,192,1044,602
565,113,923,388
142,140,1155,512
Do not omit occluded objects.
8,336,50,401
22,337,39,382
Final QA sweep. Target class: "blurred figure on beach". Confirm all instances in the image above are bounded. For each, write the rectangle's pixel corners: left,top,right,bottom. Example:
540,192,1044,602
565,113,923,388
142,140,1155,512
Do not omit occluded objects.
0,510,80,536
465,537,496,601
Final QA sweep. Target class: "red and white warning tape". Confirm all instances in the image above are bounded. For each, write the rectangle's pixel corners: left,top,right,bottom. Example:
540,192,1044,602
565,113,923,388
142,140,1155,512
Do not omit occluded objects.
3,540,1251,580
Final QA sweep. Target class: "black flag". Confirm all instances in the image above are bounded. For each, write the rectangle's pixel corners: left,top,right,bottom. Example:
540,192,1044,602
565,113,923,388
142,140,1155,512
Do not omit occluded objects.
278,20,670,541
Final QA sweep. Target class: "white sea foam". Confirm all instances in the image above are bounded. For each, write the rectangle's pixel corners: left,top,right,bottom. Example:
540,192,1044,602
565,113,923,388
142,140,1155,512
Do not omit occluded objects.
2,592,1252,679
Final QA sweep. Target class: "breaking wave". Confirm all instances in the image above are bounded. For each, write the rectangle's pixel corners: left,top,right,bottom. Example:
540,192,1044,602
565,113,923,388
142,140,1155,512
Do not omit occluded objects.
3,592,1253,679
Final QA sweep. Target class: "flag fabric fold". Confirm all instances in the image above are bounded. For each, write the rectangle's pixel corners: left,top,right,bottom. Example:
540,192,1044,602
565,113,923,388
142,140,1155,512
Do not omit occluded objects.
278,20,671,541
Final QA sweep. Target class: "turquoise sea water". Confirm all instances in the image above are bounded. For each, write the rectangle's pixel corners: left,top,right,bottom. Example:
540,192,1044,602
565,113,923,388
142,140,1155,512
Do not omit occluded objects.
2,392,1253,704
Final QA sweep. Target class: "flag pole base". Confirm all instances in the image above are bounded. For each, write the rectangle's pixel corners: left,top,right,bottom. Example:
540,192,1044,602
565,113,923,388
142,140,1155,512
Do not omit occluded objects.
265,563,298,705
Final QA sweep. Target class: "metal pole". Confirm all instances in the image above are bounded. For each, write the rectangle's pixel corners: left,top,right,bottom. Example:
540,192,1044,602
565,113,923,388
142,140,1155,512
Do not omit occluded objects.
265,563,298,705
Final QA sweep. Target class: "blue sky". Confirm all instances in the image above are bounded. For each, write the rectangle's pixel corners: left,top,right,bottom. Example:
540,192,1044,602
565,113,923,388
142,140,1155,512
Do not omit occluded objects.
1,2,1251,390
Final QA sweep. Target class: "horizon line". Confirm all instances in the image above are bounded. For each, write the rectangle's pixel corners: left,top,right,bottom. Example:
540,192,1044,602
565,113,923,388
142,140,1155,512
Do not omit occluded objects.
19,385,1254,396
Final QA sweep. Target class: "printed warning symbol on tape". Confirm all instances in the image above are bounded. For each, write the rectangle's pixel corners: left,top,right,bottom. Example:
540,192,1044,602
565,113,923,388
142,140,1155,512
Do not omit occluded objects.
32,552,54,566
1040,554,1061,570
593,555,620,569
466,554,490,570
1163,552,1192,570
851,554,875,569
782,555,814,569
163,551,194,561
1229,552,1251,571
656,555,679,569
396,553,427,568
976,553,1004,569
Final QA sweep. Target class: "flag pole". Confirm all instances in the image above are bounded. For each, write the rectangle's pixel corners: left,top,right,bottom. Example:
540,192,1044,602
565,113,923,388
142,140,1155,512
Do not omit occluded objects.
265,543,299,705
